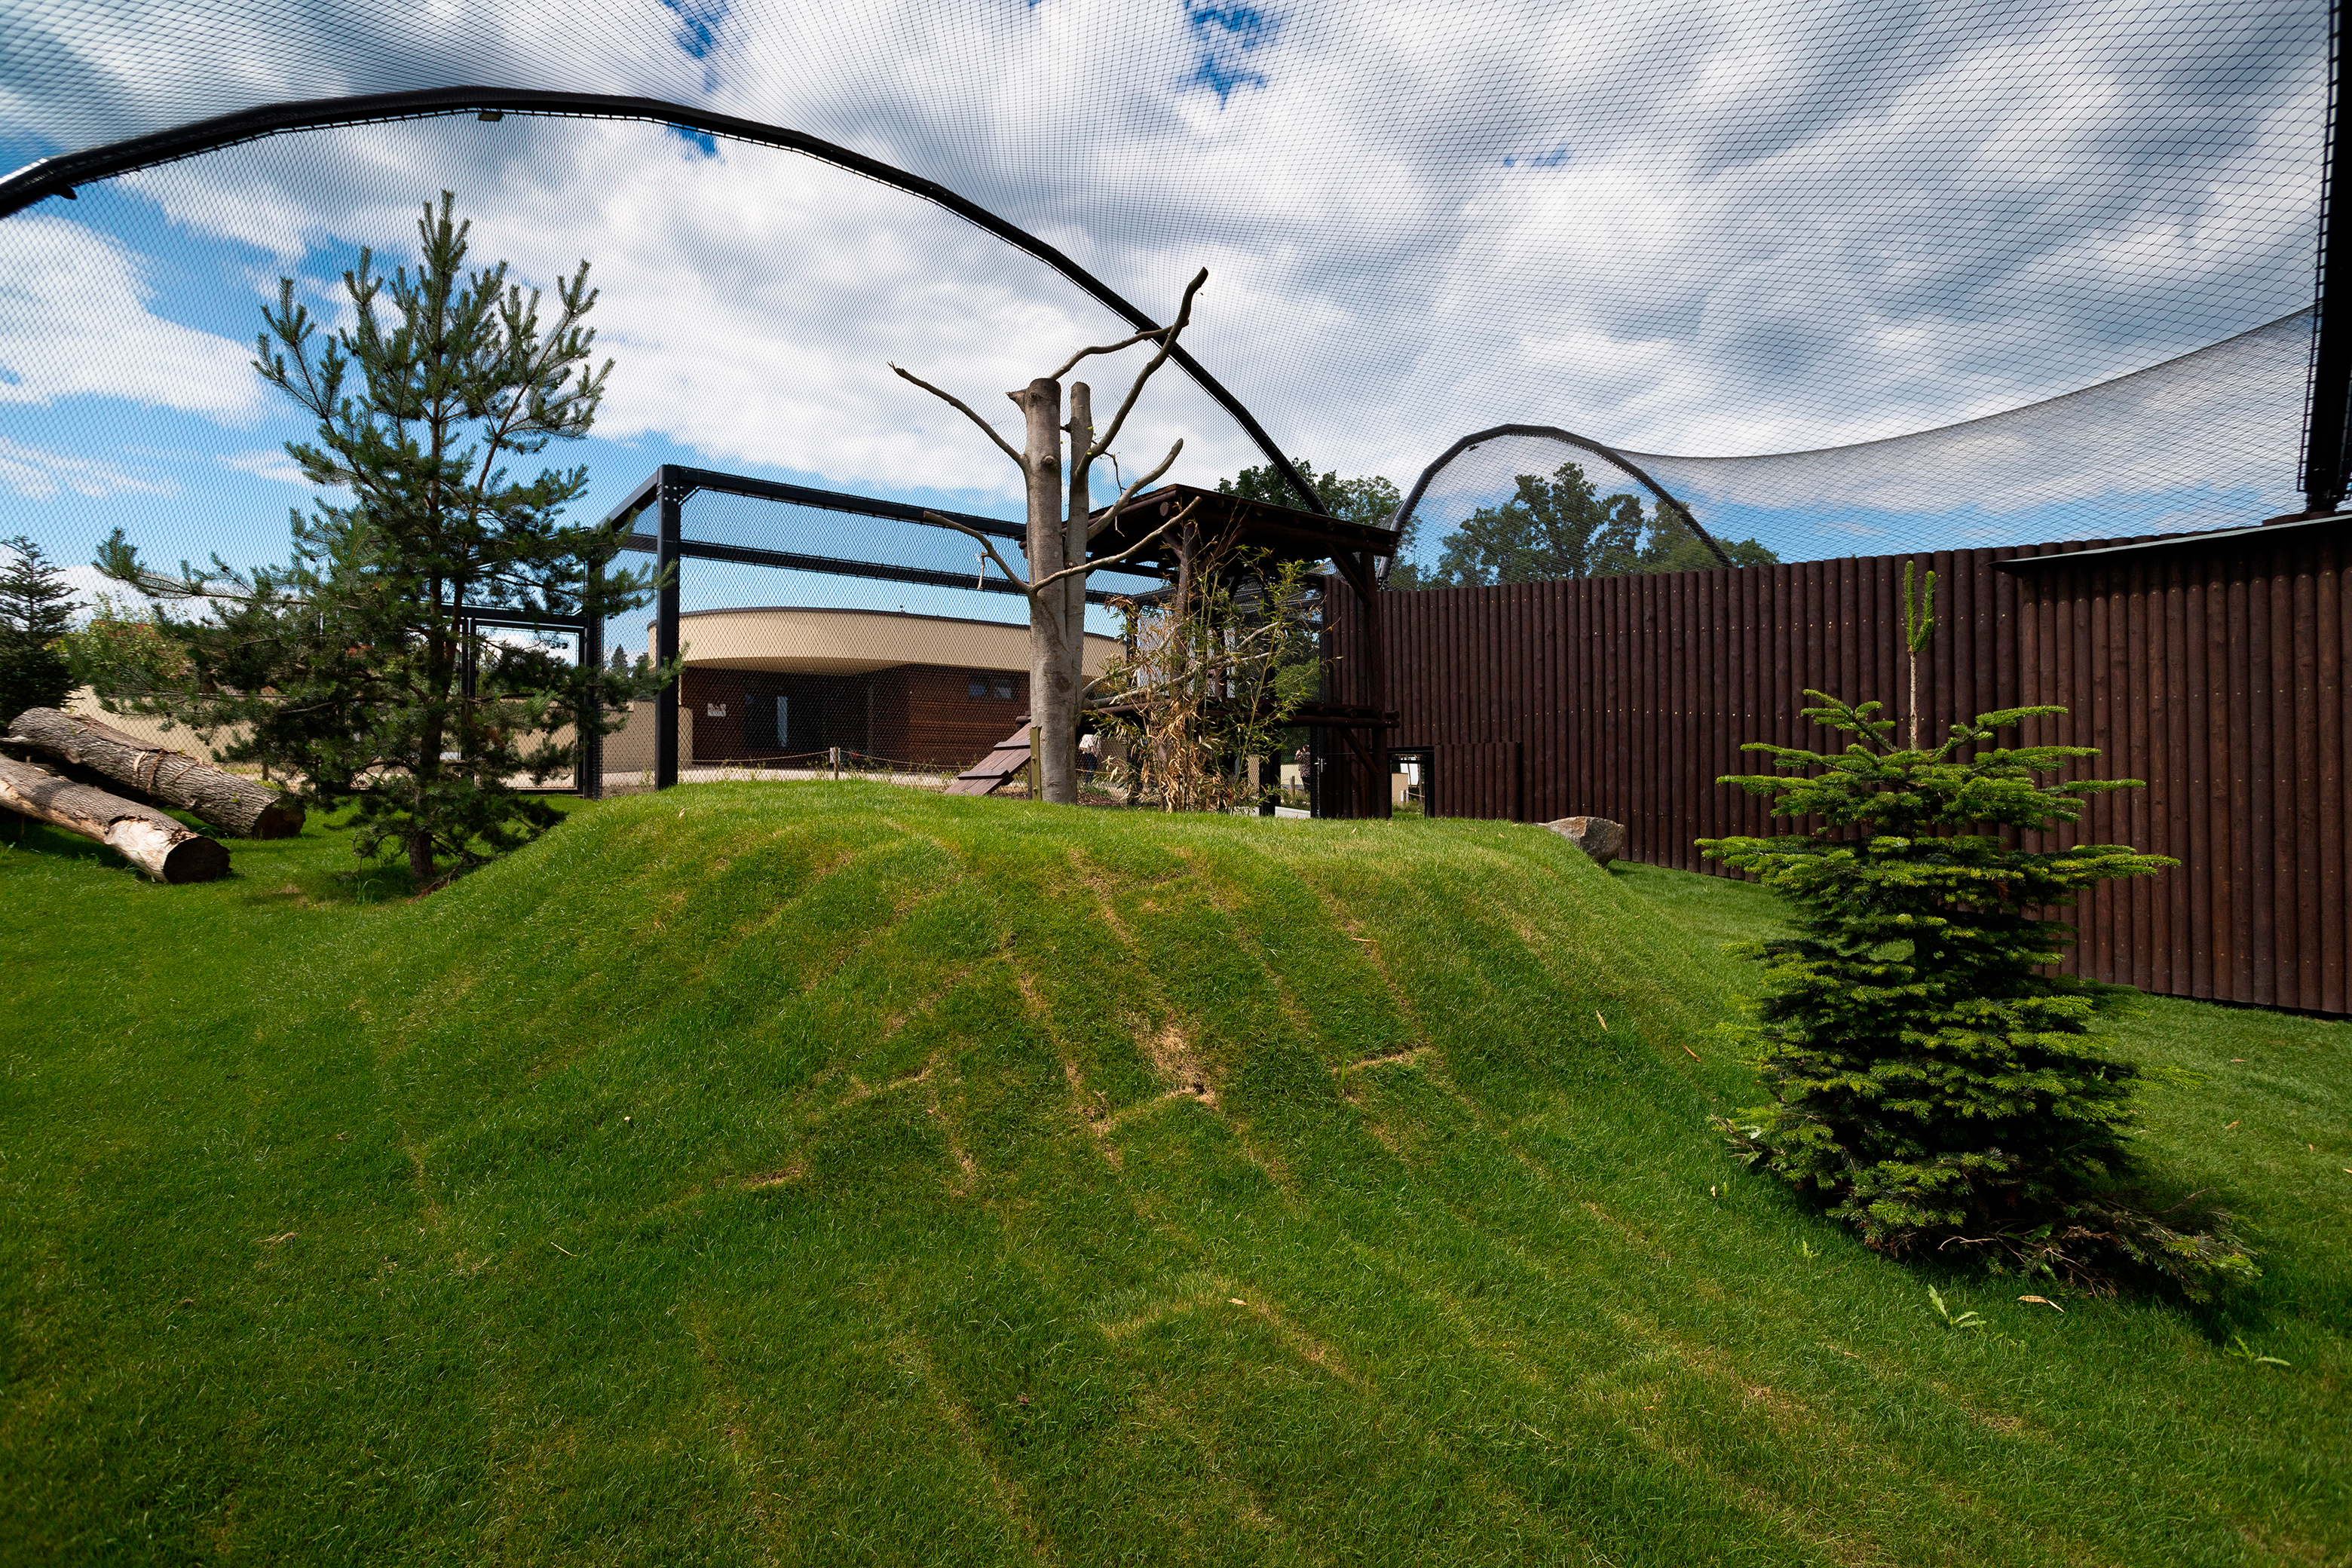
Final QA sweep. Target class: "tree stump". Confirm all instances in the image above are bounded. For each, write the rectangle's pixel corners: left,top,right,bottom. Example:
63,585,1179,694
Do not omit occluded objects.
5,708,302,838
0,754,231,882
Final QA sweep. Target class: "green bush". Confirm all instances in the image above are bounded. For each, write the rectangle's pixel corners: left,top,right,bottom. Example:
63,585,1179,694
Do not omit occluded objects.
1699,568,2255,1298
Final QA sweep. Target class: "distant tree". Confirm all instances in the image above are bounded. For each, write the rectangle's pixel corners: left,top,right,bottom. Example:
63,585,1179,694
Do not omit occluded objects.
60,591,194,709
100,193,670,884
1416,462,1775,586
1217,457,1419,580
0,535,77,725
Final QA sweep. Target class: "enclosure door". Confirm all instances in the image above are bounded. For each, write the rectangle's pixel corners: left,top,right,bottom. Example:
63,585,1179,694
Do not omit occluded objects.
1388,749,1435,818
744,695,790,752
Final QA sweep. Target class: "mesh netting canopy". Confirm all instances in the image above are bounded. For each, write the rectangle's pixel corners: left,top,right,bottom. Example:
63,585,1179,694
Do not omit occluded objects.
0,0,2334,587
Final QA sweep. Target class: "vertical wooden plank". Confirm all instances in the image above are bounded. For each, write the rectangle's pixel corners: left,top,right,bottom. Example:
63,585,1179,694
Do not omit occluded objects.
2125,557,2153,991
2227,564,2256,1003
2318,532,2347,1014
2161,556,2191,991
2263,554,2295,1005
2292,547,2324,1010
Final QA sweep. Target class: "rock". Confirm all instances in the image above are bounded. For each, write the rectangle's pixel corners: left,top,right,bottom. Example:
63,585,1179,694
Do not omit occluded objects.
1542,815,1625,865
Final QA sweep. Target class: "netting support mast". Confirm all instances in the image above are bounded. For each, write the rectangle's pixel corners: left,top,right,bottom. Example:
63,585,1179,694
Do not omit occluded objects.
654,476,683,791
1391,424,1733,571
2307,0,2352,515
0,86,1329,519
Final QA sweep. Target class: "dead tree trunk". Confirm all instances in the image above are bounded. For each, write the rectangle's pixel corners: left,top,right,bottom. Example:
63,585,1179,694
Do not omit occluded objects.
0,753,231,882
6,708,304,838
1012,376,1080,806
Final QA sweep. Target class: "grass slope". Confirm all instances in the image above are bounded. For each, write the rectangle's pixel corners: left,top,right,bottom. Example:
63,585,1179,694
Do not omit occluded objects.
2,786,2347,1566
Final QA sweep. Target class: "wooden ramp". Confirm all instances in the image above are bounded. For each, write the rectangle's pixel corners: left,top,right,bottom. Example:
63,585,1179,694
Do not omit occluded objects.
946,721,1031,796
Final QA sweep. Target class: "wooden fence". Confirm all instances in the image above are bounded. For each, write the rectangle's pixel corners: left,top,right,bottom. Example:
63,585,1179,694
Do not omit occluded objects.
1322,519,2350,1013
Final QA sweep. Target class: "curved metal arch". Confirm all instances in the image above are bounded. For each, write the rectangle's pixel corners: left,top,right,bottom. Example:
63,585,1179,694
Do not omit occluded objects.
0,85,1329,519
1392,423,1732,571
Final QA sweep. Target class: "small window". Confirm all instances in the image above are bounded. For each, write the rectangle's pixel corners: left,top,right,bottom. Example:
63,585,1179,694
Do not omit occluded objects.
968,675,988,698
992,676,1015,700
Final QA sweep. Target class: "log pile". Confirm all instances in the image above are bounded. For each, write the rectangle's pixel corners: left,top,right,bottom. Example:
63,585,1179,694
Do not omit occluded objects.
0,753,230,882
4,708,302,838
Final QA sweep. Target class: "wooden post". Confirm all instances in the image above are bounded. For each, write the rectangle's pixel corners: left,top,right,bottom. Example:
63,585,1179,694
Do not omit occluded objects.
1012,376,1078,805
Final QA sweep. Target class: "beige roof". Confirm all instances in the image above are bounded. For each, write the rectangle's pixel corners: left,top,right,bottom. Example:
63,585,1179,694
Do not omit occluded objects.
653,606,1119,677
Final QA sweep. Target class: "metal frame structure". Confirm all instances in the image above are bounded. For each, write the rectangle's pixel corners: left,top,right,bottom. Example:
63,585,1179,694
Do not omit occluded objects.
1389,423,1735,572
0,86,1329,522
2306,0,2352,514
595,464,1137,791
439,599,602,795
593,467,1398,803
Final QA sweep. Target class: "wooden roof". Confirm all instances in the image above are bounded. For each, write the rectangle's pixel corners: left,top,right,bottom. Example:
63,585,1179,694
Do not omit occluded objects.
1084,485,1396,576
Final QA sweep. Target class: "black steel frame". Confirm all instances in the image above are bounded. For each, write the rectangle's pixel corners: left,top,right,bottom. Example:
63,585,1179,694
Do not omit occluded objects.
1389,424,1733,571
596,463,1150,791
0,86,1328,521
2308,0,2352,513
440,599,602,796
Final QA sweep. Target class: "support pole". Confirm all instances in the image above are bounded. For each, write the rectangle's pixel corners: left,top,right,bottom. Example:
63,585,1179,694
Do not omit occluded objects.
579,562,605,800
2308,0,2352,514
655,468,682,790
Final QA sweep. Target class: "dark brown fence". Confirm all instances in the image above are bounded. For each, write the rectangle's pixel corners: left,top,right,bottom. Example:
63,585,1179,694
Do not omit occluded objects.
1323,520,2350,1013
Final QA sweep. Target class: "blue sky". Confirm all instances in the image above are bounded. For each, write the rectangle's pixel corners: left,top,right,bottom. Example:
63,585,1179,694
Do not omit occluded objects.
0,0,2329,620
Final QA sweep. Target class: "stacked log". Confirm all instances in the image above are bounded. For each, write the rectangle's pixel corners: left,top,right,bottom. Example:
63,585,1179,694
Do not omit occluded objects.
5,708,302,838
0,754,230,883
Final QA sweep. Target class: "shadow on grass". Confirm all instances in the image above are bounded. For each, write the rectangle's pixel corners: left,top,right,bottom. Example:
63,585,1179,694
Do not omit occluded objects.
2,807,422,905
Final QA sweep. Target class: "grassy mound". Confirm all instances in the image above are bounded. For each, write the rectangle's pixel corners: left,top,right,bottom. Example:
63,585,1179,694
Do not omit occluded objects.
2,785,2346,1565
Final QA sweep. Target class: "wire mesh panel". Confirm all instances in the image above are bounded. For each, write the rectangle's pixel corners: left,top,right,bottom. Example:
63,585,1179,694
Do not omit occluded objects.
2,0,2335,575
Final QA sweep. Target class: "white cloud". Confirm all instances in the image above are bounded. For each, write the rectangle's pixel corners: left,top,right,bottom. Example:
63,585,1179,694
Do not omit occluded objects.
0,0,2324,544
0,435,174,500
0,216,263,418
218,448,311,485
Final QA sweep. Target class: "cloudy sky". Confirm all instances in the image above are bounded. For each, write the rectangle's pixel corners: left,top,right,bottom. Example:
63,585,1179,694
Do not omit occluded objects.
0,0,2329,608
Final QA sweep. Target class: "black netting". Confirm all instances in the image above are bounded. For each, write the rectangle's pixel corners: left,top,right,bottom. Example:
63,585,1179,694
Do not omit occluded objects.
0,0,2333,602
1395,310,2312,578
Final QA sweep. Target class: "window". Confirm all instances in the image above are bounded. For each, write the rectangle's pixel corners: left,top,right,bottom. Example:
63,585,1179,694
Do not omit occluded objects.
968,675,988,698
992,676,1015,700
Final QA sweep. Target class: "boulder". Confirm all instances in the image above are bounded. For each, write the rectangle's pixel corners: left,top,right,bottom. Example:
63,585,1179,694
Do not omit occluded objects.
1542,815,1625,865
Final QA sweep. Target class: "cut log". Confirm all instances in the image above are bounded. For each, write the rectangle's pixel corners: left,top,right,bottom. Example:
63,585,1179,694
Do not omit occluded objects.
5,708,302,838
0,754,230,883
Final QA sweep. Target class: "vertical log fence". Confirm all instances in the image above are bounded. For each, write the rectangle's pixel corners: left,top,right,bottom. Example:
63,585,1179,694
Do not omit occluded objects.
1325,519,2350,1012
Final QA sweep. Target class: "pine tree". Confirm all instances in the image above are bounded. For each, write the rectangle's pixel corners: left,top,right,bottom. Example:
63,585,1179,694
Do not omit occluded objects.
1698,564,2254,1297
100,194,669,884
0,535,77,725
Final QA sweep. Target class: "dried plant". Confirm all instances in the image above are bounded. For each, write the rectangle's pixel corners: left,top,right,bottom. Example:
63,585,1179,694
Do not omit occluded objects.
1095,539,1319,813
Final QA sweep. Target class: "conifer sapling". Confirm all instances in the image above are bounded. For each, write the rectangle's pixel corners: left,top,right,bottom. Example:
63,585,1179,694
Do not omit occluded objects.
1699,562,2253,1297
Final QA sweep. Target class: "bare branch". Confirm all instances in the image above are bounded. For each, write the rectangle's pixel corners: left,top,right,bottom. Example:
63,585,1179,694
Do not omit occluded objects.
1087,439,1185,541
891,363,1026,470
1038,499,1195,592
922,512,1035,599
1086,269,1208,463
1045,323,1171,382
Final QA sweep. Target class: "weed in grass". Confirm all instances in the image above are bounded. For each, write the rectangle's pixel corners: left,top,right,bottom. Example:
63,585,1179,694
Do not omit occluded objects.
1927,1285,1986,1331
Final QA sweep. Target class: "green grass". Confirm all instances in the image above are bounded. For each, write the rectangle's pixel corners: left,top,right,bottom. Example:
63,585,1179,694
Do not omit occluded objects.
2,786,2346,1565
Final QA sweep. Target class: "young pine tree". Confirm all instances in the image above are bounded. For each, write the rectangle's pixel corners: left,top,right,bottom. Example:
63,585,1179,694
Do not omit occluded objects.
0,535,78,725
101,194,669,884
1698,565,2253,1297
